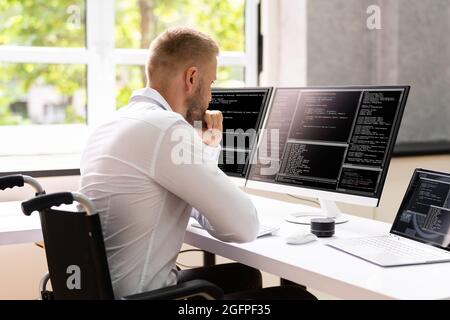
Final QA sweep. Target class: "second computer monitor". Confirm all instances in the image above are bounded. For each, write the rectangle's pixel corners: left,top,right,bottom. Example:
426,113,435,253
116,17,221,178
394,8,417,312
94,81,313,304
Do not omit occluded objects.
209,87,273,178
247,86,410,208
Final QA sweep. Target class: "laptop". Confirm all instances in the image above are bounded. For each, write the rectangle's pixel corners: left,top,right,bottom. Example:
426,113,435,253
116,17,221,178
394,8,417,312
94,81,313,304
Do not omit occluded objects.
327,168,450,267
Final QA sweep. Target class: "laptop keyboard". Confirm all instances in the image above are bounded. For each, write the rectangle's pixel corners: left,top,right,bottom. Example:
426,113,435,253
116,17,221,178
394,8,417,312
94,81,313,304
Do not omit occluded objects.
341,236,448,260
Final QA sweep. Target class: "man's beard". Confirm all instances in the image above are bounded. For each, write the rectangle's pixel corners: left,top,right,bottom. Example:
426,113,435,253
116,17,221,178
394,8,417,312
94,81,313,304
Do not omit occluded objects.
185,82,207,125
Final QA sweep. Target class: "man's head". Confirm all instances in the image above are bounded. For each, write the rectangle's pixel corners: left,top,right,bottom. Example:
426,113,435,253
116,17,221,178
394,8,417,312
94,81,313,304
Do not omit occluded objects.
146,27,219,124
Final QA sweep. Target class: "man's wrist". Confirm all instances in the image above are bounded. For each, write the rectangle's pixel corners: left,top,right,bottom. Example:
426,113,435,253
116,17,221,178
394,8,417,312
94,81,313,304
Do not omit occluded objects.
203,143,222,162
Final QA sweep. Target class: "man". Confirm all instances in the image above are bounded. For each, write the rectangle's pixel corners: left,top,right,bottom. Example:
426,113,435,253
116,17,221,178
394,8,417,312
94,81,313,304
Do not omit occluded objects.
80,27,315,300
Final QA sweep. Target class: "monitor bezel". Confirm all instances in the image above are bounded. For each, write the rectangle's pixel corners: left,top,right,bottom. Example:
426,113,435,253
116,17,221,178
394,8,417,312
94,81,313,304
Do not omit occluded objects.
245,85,410,207
211,86,274,178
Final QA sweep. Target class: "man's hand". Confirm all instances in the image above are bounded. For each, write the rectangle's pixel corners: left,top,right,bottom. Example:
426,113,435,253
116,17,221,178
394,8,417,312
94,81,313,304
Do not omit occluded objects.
201,110,223,147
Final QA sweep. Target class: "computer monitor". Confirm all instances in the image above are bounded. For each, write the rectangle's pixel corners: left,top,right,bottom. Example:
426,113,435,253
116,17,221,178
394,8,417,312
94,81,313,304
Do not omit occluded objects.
246,86,410,224
209,87,273,185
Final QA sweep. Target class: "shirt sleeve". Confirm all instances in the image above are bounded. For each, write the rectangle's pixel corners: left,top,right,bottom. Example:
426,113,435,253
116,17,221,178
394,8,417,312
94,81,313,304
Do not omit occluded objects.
202,143,222,162
190,142,222,231
151,121,259,243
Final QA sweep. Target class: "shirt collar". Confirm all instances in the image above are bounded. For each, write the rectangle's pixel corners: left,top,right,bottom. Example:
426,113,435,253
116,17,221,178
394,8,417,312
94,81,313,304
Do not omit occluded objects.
129,87,173,111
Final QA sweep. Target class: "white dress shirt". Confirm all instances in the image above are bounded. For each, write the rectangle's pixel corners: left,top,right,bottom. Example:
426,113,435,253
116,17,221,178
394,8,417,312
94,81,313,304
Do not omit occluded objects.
79,87,259,298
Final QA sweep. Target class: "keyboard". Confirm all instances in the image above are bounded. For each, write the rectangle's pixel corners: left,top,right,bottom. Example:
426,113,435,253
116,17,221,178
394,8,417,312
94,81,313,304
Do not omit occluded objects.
341,236,446,260
257,224,280,237
328,235,450,266
190,221,279,238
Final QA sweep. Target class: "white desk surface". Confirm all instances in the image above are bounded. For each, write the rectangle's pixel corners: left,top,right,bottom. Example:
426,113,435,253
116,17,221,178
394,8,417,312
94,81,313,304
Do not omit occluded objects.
185,194,450,300
0,201,42,245
2,195,450,300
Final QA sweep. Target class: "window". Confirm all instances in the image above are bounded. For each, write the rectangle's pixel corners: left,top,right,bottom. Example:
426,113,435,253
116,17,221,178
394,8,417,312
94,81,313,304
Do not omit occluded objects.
0,0,258,157
115,0,245,51
0,63,87,125
0,0,86,47
114,0,253,109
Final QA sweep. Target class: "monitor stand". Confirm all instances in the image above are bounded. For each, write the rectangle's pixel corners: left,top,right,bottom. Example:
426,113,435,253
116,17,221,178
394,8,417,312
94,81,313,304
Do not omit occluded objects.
284,198,349,225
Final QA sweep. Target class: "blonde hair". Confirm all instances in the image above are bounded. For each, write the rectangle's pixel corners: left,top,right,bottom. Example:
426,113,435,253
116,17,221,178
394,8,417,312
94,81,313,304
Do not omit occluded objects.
146,27,219,84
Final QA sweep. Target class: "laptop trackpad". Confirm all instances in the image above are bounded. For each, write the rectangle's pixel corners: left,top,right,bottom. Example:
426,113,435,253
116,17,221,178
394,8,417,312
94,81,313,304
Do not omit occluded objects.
368,252,421,267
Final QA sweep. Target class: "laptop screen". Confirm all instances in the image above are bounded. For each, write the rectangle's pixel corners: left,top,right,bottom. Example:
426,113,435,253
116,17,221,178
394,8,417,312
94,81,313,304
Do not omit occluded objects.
391,169,450,251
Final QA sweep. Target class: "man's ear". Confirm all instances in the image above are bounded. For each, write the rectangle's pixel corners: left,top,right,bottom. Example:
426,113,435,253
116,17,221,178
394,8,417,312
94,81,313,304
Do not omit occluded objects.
184,66,198,94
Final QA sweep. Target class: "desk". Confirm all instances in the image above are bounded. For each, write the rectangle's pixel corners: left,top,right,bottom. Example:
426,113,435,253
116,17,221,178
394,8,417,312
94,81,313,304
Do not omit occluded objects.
2,196,450,299
184,195,450,300
0,201,42,245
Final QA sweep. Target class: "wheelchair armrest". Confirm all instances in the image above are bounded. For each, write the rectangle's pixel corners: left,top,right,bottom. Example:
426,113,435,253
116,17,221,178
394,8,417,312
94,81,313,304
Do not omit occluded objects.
122,279,224,300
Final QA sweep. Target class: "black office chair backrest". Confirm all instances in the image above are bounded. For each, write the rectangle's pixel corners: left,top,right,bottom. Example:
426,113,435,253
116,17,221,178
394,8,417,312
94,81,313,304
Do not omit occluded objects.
22,192,114,300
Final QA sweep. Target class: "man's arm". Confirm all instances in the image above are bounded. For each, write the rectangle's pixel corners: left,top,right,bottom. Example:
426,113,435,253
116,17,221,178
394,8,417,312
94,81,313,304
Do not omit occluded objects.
151,120,259,243
190,110,225,234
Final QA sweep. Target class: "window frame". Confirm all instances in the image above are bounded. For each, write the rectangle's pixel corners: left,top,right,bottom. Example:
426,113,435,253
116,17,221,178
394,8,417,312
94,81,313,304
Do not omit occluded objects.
0,0,258,157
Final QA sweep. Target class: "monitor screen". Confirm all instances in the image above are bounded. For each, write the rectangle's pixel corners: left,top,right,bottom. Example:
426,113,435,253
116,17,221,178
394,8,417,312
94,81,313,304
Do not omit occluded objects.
209,87,272,177
247,86,410,204
391,169,450,251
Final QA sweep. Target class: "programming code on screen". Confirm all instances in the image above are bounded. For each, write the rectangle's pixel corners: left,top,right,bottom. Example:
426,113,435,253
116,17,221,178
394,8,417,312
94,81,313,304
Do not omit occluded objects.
393,172,450,249
249,88,406,197
209,89,270,177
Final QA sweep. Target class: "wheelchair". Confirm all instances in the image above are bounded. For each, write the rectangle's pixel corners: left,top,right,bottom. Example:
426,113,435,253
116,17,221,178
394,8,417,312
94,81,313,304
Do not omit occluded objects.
1,174,223,300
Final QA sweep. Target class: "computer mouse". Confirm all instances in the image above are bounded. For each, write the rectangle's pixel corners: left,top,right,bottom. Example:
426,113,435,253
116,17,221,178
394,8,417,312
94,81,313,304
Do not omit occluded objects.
285,231,318,245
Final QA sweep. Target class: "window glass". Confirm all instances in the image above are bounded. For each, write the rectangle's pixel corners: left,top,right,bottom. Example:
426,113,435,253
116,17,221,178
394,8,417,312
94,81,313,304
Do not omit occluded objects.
0,63,86,125
0,0,86,47
115,0,245,51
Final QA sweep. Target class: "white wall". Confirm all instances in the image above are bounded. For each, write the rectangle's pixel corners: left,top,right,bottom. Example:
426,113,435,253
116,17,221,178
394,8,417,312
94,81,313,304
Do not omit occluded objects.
260,0,450,144
260,0,307,86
